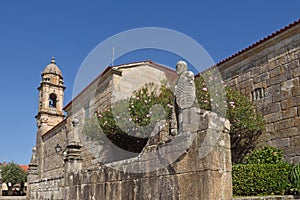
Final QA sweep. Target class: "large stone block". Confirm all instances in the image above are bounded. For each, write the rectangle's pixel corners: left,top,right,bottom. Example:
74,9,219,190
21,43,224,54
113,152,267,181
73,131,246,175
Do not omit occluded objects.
290,136,300,146
264,112,282,123
274,118,294,131
262,102,281,115
253,72,270,83
281,98,293,110
282,107,297,119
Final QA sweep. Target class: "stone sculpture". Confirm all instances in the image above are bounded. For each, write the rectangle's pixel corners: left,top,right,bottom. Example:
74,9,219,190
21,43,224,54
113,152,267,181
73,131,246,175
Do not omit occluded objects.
171,61,197,135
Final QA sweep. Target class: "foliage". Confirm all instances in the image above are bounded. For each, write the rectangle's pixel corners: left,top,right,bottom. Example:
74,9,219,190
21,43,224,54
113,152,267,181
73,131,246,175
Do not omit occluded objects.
82,83,173,152
244,146,284,164
233,146,300,196
233,163,292,196
83,72,263,160
128,83,173,128
0,162,27,186
289,164,300,194
226,87,264,163
194,75,211,111
195,75,264,163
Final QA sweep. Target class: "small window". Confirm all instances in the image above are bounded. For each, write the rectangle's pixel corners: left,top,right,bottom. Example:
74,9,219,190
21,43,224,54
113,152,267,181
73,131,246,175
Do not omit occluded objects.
252,88,265,101
49,93,57,108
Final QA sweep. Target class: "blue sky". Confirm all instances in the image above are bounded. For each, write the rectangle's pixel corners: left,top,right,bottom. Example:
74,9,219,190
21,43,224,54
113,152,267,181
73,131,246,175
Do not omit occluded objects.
0,0,299,164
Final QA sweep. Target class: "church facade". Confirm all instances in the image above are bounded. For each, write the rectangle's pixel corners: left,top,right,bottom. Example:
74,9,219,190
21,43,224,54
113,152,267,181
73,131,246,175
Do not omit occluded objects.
27,19,300,199
27,59,177,199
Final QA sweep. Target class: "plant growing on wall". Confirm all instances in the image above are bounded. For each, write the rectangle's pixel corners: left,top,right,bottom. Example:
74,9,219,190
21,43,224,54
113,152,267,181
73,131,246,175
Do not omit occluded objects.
225,87,264,163
290,163,300,194
195,74,264,163
83,74,263,162
83,83,173,152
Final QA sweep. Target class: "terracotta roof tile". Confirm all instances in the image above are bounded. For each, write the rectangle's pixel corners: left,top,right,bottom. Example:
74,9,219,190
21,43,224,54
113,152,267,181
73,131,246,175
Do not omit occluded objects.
196,18,300,76
216,18,300,66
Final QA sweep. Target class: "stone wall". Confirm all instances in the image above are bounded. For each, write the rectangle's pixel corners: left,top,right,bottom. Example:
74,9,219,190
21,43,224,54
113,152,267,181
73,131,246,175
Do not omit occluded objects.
28,110,232,200
217,22,300,163
42,124,66,179
63,111,232,200
27,176,64,200
66,63,177,168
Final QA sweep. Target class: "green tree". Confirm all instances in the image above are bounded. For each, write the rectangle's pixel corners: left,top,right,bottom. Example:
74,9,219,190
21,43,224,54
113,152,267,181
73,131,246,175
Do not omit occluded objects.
0,162,27,187
195,75,264,163
83,76,264,163
83,83,173,153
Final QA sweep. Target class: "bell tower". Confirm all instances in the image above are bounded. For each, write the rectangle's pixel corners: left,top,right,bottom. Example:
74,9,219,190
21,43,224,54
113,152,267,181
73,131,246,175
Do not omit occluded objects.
36,57,65,135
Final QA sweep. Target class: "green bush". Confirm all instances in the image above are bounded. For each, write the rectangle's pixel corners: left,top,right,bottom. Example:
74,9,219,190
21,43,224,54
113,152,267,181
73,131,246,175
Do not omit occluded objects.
289,164,300,194
232,146,300,196
83,74,263,158
83,83,173,152
233,163,292,196
244,146,284,164
195,75,264,163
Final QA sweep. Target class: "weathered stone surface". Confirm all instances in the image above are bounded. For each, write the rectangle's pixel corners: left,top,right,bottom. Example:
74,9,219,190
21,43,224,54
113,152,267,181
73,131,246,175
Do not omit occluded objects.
264,112,282,123
274,118,293,131
281,98,293,110
218,26,300,165
40,112,231,200
262,102,281,115
290,136,300,146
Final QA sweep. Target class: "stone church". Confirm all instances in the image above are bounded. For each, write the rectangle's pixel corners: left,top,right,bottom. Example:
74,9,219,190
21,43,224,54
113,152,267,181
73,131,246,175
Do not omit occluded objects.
27,18,300,199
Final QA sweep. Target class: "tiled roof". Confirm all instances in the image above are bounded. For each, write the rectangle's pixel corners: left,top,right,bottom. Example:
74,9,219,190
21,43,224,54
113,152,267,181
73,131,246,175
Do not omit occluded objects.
63,60,175,110
20,165,29,172
216,18,300,66
0,163,29,172
197,18,300,77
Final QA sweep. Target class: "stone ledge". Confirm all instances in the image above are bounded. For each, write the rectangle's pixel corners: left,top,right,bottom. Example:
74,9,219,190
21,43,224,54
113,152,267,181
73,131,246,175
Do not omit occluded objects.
233,195,300,200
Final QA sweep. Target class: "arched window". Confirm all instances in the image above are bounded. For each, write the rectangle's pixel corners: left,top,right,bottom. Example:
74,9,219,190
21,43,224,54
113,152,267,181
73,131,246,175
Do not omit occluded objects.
49,93,57,108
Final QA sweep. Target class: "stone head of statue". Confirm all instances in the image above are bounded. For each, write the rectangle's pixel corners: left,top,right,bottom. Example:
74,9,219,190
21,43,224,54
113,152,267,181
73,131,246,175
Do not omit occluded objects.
176,61,188,75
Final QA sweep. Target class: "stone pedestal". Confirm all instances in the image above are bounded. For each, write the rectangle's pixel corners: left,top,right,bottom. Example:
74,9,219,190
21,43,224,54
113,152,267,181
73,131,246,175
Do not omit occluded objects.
26,163,38,200
64,141,83,174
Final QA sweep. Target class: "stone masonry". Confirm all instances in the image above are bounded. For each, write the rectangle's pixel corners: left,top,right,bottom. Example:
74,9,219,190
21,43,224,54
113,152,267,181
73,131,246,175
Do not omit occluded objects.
63,111,232,200
28,59,232,199
216,19,300,163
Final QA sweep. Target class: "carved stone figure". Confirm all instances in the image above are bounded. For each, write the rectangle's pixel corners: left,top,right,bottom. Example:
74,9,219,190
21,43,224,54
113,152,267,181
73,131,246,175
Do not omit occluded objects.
171,61,197,135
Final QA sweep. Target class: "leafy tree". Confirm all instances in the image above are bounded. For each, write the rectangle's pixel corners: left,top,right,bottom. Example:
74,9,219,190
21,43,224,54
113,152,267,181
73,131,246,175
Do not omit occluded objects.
0,162,27,187
225,87,264,163
83,83,173,153
83,75,264,163
195,75,264,163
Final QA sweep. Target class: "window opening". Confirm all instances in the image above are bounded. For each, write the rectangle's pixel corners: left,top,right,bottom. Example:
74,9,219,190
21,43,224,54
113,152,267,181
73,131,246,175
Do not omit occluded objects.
49,93,57,108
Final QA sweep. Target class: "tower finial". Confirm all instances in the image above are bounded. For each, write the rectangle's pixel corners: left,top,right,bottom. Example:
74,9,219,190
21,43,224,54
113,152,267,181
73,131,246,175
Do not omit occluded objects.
51,57,56,64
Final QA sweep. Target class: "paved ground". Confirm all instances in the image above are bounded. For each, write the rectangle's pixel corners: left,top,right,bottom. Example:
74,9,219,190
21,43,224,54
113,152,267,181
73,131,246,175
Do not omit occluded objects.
0,196,26,200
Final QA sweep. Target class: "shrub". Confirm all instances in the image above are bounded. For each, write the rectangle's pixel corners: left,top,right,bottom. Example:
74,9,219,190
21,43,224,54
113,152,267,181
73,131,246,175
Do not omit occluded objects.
195,75,264,163
289,164,300,194
83,83,173,152
233,163,291,196
83,74,263,159
244,146,284,164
